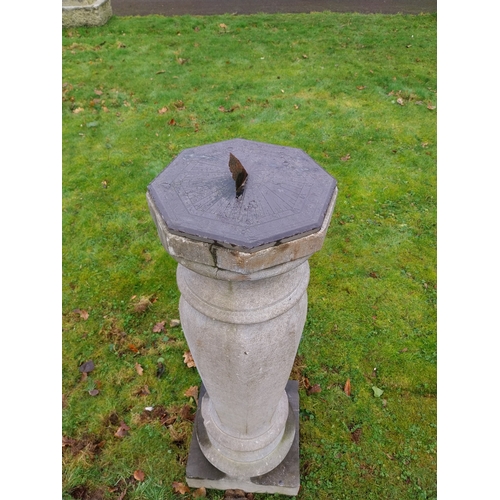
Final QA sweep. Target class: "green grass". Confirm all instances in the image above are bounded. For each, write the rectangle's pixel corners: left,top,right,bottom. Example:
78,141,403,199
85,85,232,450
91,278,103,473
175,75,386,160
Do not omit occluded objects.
62,11,436,500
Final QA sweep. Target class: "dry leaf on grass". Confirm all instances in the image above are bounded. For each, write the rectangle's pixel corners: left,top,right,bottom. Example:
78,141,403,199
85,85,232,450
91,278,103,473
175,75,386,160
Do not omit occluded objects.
307,384,322,395
73,107,84,114
193,487,207,498
135,363,144,376
183,351,196,368
340,153,351,161
184,386,199,406
158,107,168,114
114,421,130,438
172,481,190,494
170,319,181,327
153,321,166,332
344,378,351,397
397,97,404,105
133,470,145,481
73,308,89,320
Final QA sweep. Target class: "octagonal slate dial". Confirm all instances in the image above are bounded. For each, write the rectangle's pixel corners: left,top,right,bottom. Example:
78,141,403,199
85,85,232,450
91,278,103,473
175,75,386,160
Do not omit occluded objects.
147,138,337,251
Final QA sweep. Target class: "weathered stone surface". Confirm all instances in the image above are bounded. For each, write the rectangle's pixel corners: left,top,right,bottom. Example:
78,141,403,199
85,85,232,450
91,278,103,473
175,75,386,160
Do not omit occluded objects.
147,186,337,278
186,382,300,496
178,260,308,477
62,0,112,27
147,138,337,251
147,139,337,494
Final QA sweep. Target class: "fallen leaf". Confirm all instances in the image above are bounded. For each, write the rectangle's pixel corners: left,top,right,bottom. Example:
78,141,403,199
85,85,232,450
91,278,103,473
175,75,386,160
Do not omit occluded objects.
156,70,166,74
356,85,366,90
372,386,384,398
135,385,150,396
193,487,207,498
158,107,169,114
101,180,108,188
117,41,126,48
302,54,308,59
427,103,436,110
180,404,196,422
172,481,190,494
219,23,228,29
168,118,176,126
183,351,196,368
73,308,89,320
344,378,351,397
351,427,362,444
184,386,199,405
128,344,139,353
170,319,181,327
114,421,130,438
94,89,103,96
133,470,145,481
421,142,429,148
307,384,321,395
153,321,166,332
89,389,99,396
340,154,351,161
397,97,404,106
73,107,84,114
135,363,144,376
177,58,188,65
79,360,95,373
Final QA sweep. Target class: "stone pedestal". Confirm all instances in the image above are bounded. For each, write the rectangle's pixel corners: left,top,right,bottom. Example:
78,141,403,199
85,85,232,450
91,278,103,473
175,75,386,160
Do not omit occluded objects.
62,0,112,27
147,139,337,496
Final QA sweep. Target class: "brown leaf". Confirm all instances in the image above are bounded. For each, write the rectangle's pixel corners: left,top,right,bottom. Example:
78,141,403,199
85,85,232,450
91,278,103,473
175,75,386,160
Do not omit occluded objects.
183,351,196,368
135,363,144,376
172,481,190,494
397,97,404,106
156,70,166,74
94,89,103,96
427,103,436,110
153,321,166,333
356,85,366,90
128,344,139,353
133,470,145,482
219,23,228,29
73,107,84,114
89,389,100,396
158,107,169,114
340,154,351,161
79,360,95,373
114,421,130,438
177,58,188,65
351,427,362,444
193,487,207,498
168,118,176,126
135,385,150,396
73,308,89,320
344,378,351,397
180,404,196,422
302,377,311,390
302,54,308,59
184,386,199,406
170,319,181,327
307,384,321,395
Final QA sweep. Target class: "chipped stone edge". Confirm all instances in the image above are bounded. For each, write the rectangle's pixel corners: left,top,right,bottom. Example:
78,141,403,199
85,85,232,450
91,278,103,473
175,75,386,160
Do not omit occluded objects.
146,186,337,279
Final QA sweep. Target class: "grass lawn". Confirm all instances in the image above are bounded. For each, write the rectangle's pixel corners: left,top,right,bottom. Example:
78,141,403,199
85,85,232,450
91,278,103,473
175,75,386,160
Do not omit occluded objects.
62,11,436,500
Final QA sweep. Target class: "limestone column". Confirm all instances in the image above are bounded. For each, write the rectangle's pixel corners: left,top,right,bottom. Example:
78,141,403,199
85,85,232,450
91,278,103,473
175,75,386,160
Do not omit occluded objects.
147,139,337,495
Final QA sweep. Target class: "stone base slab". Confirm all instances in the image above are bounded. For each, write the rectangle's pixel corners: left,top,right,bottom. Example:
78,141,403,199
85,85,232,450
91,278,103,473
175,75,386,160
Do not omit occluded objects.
62,0,112,27
186,381,300,496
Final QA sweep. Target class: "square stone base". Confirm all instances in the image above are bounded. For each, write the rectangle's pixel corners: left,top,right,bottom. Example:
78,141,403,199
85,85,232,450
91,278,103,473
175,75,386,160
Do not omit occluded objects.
186,380,300,496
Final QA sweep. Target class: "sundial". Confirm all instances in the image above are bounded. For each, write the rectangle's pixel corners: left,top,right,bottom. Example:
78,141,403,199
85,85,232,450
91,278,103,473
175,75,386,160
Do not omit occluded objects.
147,138,337,251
